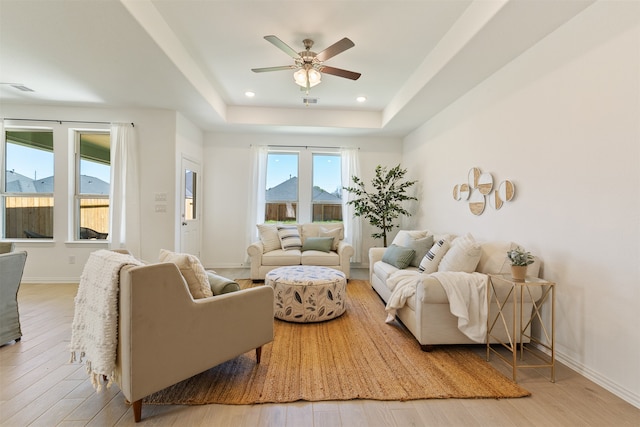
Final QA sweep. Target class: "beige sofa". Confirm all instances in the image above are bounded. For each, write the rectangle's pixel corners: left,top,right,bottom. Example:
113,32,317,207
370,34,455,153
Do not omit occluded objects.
114,261,274,422
370,231,542,350
247,223,354,280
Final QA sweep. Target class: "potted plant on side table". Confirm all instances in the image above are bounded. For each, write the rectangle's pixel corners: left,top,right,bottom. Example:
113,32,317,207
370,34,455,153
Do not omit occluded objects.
506,246,534,281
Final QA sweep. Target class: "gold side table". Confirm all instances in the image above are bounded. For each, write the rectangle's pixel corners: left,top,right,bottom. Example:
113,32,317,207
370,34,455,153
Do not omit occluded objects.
486,274,555,383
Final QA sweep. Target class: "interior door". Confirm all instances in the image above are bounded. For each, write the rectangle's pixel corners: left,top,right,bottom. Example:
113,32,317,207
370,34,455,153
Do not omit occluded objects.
180,157,201,257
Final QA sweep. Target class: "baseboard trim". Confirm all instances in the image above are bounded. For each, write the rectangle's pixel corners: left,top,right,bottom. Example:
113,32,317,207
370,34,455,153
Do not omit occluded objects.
21,277,79,284
532,343,640,409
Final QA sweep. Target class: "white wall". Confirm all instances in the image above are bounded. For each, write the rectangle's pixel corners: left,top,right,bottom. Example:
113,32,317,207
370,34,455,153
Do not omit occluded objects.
402,1,639,407
2,104,180,280
200,132,403,269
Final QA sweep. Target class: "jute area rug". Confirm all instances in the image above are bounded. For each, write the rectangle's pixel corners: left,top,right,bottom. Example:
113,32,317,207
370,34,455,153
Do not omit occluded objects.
144,279,529,405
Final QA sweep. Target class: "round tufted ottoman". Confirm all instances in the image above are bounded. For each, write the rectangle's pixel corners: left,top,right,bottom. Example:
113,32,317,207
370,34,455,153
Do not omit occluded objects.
266,266,347,323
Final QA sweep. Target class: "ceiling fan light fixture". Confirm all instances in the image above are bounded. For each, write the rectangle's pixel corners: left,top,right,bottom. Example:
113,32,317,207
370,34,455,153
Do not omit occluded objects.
294,68,321,88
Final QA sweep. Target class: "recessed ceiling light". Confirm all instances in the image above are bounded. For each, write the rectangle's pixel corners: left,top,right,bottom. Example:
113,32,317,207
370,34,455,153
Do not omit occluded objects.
245,91,255,98
356,96,366,103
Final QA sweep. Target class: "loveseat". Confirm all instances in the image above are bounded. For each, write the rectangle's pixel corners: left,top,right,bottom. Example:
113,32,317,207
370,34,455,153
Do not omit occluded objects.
247,223,354,280
369,230,542,349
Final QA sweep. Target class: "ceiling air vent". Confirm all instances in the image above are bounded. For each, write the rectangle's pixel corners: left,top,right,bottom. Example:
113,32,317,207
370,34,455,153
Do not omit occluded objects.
302,97,318,106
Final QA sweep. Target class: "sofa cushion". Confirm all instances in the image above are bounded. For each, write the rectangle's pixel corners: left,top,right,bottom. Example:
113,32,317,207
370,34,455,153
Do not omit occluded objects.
301,251,340,266
206,271,241,295
158,249,213,299
277,225,302,250
476,241,517,274
261,249,301,266
302,236,333,253
382,244,416,269
438,233,482,273
398,234,434,268
391,229,431,246
319,226,343,251
257,223,281,253
418,239,451,274
373,260,401,287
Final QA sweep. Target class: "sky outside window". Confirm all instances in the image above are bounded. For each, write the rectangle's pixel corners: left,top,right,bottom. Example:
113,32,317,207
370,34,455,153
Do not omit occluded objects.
313,154,341,195
6,143,54,181
7,142,110,184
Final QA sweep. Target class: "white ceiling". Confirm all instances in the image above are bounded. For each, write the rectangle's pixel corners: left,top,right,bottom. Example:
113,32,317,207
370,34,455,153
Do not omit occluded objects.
0,0,595,137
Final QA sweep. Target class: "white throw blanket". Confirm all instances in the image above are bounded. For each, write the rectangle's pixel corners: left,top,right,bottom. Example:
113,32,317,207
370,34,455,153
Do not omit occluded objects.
385,270,488,343
69,249,142,391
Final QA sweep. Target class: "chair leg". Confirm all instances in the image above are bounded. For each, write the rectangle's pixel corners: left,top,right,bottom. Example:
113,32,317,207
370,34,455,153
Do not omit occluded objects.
256,346,262,364
132,400,142,422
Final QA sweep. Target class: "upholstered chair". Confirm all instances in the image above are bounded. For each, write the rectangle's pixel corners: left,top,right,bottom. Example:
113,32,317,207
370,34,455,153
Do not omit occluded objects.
0,251,28,345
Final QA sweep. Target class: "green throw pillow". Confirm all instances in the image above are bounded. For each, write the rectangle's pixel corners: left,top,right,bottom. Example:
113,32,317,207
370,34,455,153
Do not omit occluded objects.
382,244,416,269
206,271,241,295
302,236,334,253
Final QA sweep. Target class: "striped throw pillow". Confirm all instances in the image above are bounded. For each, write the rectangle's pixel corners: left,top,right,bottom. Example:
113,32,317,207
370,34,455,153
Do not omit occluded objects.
418,239,451,274
277,225,302,251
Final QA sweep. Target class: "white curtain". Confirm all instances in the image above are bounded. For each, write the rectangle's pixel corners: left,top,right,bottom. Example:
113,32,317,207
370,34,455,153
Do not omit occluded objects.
247,145,268,249
341,148,362,263
109,123,141,256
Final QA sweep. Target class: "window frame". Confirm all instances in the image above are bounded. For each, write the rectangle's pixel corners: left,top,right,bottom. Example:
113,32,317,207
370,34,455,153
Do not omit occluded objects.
263,148,343,224
2,126,55,240
265,151,299,223
73,129,111,241
311,152,343,223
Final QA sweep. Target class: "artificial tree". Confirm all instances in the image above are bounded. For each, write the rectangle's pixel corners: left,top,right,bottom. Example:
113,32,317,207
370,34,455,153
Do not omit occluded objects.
343,164,417,246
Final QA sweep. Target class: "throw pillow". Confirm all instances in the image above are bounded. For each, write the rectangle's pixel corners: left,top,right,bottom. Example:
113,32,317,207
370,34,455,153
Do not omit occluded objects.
302,236,334,253
382,244,416,269
158,249,213,299
418,239,451,274
399,234,435,268
206,271,241,295
438,233,482,273
257,223,281,253
277,225,302,251
391,229,431,246
319,226,342,251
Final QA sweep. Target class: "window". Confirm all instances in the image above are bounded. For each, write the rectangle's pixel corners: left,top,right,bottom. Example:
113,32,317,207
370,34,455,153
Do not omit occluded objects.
2,128,55,239
263,150,342,224
184,169,197,221
265,152,298,222
75,131,110,240
312,154,342,222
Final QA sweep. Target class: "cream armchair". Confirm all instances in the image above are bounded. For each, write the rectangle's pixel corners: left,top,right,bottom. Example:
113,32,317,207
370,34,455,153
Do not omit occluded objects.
114,262,274,422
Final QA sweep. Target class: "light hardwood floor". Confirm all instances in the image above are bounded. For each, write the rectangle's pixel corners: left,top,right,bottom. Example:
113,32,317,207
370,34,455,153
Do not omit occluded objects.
1,269,639,426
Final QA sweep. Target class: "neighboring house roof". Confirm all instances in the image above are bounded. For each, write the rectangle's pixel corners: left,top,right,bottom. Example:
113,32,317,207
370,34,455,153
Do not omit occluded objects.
266,176,341,202
79,175,109,195
5,171,37,192
4,171,109,195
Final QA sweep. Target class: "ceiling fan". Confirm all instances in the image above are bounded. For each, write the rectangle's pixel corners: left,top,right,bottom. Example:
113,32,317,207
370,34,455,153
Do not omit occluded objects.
251,35,361,92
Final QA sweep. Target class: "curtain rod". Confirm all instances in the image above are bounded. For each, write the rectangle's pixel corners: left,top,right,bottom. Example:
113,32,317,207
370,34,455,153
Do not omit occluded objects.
266,144,358,150
3,118,134,127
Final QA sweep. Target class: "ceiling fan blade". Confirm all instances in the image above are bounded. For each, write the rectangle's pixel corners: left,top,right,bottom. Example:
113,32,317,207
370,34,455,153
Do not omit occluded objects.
319,65,361,81
252,65,297,73
315,37,355,62
264,35,300,59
